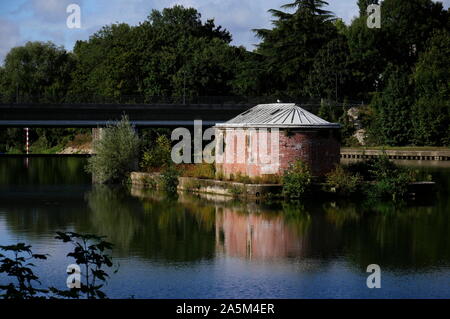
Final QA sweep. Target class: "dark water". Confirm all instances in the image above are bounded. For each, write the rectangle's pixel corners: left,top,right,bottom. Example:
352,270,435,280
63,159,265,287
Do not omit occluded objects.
0,156,450,298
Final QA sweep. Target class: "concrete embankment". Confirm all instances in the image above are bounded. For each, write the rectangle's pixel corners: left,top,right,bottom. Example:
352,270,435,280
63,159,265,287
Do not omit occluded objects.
130,171,435,199
130,172,281,198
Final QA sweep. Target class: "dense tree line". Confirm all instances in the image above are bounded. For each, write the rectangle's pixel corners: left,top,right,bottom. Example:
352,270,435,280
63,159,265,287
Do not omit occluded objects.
0,1,449,147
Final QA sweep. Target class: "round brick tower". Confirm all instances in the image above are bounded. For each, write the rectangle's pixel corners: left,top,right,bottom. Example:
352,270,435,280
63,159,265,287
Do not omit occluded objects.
214,103,341,177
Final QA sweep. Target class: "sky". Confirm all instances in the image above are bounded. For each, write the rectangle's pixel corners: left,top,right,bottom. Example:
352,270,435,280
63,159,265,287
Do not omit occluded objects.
0,0,449,63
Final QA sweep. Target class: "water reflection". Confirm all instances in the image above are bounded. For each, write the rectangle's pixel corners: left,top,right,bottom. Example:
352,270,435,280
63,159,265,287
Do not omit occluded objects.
1,157,450,271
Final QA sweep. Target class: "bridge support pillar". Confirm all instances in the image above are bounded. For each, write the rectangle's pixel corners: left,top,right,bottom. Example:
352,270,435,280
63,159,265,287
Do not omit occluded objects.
92,128,104,142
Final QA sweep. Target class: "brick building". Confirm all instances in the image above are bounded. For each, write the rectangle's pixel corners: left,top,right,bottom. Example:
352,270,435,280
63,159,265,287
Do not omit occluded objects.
214,103,340,177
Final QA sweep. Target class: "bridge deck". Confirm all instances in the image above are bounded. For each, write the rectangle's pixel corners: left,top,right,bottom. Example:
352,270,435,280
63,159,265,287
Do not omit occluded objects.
0,103,252,127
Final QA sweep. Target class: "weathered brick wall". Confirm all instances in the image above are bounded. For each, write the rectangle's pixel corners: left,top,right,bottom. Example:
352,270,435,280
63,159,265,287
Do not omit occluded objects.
215,128,340,177
278,129,340,176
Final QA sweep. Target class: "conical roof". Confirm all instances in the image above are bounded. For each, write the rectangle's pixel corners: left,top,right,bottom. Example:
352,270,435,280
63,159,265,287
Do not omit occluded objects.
215,103,340,128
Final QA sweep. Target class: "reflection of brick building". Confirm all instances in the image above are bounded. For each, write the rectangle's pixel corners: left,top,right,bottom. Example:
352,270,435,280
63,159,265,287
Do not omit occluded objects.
215,208,306,259
215,103,340,177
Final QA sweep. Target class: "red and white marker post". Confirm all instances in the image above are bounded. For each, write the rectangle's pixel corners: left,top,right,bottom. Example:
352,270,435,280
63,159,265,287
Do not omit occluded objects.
25,127,30,154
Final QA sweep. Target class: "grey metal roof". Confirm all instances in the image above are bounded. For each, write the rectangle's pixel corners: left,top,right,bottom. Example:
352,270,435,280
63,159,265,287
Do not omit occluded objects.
215,103,340,128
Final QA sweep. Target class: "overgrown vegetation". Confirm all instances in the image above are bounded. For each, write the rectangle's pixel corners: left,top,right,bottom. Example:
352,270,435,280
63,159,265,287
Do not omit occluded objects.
159,165,180,195
326,165,363,196
330,155,419,200
140,135,172,172
87,116,140,184
282,160,312,199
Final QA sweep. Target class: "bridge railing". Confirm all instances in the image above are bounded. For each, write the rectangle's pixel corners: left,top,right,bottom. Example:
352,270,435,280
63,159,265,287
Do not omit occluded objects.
0,93,366,113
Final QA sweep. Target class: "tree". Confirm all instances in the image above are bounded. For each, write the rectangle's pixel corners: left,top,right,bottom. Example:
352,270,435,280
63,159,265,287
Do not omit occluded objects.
411,30,450,146
347,0,449,100
0,41,75,103
87,116,140,184
357,0,380,15
254,0,337,96
370,65,414,145
68,23,141,101
346,16,385,99
380,0,449,68
138,6,236,98
69,5,241,101
307,34,351,100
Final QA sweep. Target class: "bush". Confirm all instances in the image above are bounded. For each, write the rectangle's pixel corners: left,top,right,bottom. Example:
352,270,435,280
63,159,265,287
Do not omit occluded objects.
140,135,172,172
86,116,140,184
160,165,180,194
282,160,312,199
326,165,363,196
347,155,418,200
369,169,416,201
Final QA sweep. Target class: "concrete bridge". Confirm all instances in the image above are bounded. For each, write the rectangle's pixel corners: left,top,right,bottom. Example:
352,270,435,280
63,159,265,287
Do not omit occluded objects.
0,103,253,127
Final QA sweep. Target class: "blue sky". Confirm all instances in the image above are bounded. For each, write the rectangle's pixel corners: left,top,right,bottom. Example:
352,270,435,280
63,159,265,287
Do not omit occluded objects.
0,0,449,63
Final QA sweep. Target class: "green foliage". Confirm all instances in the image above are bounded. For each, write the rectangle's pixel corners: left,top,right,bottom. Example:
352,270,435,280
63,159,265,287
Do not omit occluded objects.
370,65,414,145
0,128,24,153
0,244,48,299
140,135,172,171
411,30,450,146
367,156,417,200
254,0,337,96
326,165,363,196
369,171,414,201
282,160,312,199
87,116,140,184
50,232,115,299
160,165,180,194
0,41,75,103
67,6,239,100
308,36,351,100
346,155,418,200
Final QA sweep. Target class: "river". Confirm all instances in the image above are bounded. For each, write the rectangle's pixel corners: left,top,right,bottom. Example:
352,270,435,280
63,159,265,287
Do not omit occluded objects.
0,156,449,298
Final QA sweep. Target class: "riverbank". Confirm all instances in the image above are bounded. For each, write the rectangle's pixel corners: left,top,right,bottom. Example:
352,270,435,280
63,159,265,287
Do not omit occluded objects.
130,171,435,199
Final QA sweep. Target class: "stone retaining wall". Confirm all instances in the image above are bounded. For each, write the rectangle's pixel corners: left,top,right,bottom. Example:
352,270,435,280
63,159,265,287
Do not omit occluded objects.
130,172,282,198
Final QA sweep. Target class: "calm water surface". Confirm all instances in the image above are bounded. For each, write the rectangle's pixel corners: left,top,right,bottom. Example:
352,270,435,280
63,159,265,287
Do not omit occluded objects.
0,156,449,298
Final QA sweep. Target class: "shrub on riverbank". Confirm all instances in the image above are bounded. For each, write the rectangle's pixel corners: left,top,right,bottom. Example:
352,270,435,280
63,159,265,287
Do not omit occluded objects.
326,165,363,196
160,165,180,194
140,135,172,172
340,156,418,200
87,116,140,184
282,160,312,199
